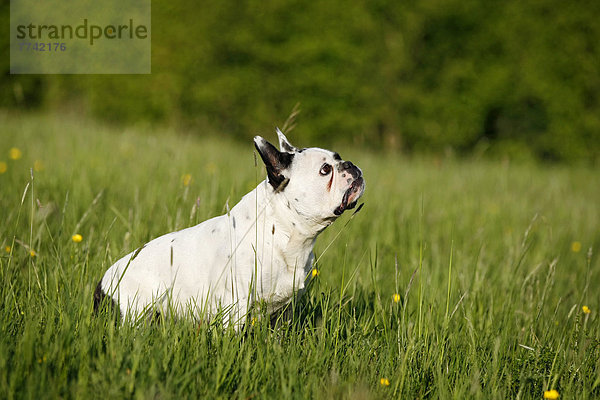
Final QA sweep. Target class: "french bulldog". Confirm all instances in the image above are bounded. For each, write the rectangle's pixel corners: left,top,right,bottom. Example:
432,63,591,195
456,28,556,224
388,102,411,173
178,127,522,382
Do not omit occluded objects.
94,129,365,328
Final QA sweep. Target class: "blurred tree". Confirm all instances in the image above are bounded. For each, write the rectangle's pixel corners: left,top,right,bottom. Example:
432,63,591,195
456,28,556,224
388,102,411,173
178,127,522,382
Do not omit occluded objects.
2,0,599,162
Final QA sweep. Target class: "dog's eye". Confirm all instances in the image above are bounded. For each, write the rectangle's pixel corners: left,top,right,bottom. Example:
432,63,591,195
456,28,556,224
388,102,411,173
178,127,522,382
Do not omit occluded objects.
319,163,332,176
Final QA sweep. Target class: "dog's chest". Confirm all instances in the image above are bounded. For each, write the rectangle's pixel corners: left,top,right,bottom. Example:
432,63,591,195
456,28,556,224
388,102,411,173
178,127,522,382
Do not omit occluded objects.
260,248,313,311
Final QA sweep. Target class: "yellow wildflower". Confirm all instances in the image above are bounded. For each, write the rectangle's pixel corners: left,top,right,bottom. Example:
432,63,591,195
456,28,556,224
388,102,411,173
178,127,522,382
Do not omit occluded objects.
543,389,559,399
379,378,390,386
4,246,11,253
182,173,192,186
9,147,22,160
33,160,44,172
72,234,83,243
392,293,401,303
311,268,319,278
571,241,582,253
582,305,591,314
0,161,7,173
29,250,36,257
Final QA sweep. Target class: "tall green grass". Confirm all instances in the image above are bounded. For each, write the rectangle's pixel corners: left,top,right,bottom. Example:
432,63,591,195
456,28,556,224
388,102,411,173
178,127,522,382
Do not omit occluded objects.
1,112,598,399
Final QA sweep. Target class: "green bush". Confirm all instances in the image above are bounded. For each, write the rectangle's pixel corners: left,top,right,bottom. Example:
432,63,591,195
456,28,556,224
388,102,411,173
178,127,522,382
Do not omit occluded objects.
2,0,599,162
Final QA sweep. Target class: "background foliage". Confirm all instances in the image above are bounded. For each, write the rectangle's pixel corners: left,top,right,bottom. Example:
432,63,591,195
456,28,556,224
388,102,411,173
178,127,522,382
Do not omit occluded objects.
2,0,600,162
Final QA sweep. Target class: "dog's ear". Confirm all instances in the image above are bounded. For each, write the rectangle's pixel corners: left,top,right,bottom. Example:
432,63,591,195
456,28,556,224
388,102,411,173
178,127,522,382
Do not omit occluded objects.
276,128,297,153
254,136,294,190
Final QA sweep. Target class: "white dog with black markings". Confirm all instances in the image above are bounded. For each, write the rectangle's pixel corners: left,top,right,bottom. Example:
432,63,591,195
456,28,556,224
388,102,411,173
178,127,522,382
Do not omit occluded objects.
94,130,365,328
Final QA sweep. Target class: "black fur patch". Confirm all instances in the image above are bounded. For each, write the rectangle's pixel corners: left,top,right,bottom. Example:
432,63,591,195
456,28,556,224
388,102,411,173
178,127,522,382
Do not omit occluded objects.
255,139,294,190
93,280,120,320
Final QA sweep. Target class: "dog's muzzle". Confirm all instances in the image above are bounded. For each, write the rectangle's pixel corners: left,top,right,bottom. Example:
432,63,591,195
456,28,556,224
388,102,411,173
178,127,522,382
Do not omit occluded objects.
334,162,365,216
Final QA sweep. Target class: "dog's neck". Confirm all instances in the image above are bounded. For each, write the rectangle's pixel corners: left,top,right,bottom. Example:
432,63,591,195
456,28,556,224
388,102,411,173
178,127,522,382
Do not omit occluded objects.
260,180,332,240
258,180,331,272
229,180,331,275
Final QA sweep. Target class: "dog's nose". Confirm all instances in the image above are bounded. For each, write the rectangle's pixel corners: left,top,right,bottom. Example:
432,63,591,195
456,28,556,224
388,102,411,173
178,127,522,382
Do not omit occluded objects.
340,160,361,179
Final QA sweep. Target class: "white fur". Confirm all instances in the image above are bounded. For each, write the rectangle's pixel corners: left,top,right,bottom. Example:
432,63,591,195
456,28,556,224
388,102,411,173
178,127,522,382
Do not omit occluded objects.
100,132,364,328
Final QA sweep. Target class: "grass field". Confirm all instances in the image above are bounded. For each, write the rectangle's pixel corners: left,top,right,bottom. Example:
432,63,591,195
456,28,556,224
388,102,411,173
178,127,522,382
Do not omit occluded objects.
0,112,599,399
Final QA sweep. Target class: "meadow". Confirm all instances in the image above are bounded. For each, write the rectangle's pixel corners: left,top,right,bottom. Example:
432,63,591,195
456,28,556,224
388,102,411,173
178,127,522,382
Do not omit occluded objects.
0,112,598,399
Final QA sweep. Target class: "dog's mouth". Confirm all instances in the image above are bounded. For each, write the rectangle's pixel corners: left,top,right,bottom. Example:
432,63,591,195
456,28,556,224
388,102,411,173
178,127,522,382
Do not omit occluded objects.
334,177,364,216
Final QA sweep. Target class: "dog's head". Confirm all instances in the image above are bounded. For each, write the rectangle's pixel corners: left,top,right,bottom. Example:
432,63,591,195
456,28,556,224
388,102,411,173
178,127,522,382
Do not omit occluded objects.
254,129,365,226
